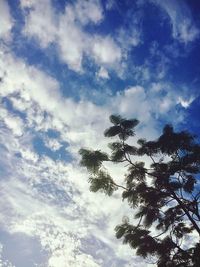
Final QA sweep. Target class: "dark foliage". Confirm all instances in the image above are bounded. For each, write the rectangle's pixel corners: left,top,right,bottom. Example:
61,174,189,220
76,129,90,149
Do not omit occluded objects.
79,115,200,266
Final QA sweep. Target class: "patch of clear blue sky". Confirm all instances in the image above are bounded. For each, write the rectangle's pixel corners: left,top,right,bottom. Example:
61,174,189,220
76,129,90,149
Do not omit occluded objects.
80,236,128,267
7,0,200,137
0,230,48,267
1,97,26,120
33,136,72,162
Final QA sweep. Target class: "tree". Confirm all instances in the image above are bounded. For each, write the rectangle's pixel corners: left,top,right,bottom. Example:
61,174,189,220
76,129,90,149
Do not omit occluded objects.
79,115,200,267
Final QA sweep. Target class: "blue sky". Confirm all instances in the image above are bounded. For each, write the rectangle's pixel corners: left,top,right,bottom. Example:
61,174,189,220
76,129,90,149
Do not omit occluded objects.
0,0,200,266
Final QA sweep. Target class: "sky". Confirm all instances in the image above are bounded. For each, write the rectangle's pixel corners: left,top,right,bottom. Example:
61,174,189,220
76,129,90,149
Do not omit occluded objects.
0,0,200,266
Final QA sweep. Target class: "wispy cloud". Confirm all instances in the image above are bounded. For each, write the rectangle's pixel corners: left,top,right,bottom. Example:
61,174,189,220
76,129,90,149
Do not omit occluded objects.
0,0,13,42
20,0,122,72
96,66,110,79
151,0,199,44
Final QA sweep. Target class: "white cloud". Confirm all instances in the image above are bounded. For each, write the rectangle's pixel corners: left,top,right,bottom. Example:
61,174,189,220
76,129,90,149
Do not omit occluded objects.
0,47,63,116
114,86,152,123
44,137,62,152
57,10,87,72
0,53,131,267
178,96,195,108
105,0,116,10
116,10,142,53
3,113,24,137
152,0,199,44
0,243,15,267
177,18,199,44
0,47,194,146
20,0,121,72
0,122,133,266
118,28,141,49
72,0,103,25
92,36,122,65
96,66,110,79
22,0,57,48
0,0,13,41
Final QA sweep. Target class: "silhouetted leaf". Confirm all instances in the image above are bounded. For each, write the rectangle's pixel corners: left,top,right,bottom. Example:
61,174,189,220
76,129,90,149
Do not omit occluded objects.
79,149,108,173
183,175,196,193
89,170,117,195
104,125,122,137
109,114,123,125
121,119,139,129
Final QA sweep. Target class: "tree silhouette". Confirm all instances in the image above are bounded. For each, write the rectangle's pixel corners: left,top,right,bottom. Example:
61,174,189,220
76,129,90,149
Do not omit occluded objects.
79,115,200,266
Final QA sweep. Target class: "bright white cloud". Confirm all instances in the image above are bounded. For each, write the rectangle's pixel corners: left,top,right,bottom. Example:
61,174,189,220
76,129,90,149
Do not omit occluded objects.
20,0,121,72
92,36,122,65
178,96,195,108
22,0,57,48
44,137,62,151
57,10,87,72
0,0,13,41
115,86,151,121
96,66,110,79
3,112,24,137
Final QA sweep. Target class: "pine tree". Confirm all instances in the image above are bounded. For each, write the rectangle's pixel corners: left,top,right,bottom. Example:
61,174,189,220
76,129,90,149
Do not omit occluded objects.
79,115,200,266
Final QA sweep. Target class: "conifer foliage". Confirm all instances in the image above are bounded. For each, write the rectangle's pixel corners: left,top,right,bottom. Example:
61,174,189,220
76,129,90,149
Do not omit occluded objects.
79,115,200,266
